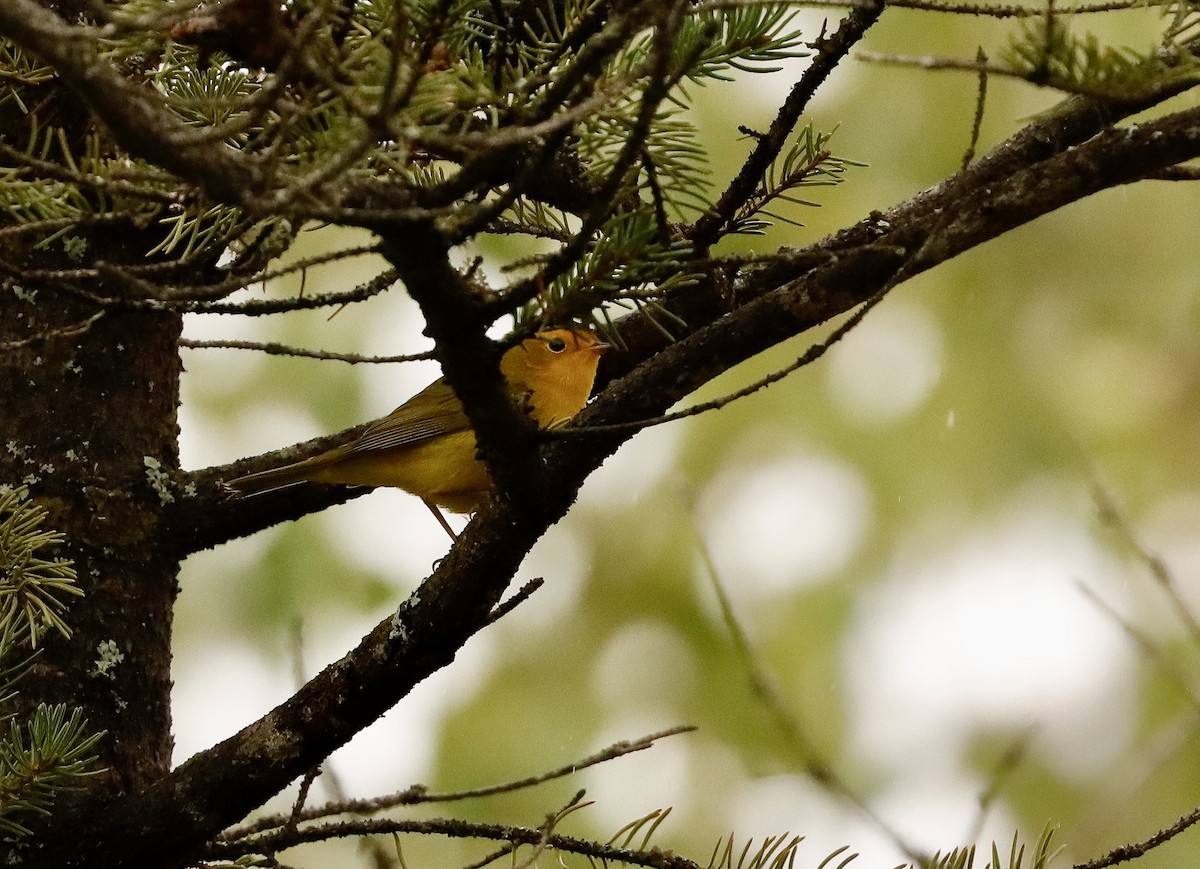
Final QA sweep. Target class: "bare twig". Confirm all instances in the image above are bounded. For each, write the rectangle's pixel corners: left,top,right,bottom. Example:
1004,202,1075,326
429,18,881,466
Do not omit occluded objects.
1072,804,1200,869
179,339,433,365
218,726,695,842
484,578,545,626
550,282,894,437
962,48,990,170
887,0,1158,14
0,310,106,351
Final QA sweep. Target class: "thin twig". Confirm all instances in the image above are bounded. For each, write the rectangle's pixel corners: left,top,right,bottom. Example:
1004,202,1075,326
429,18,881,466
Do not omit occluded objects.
692,0,1157,11
964,730,1034,843
857,48,1198,101
1072,804,1200,869
179,339,433,365
485,578,545,626
962,48,989,170
281,766,322,843
551,282,894,437
184,269,399,315
218,726,695,841
886,0,1157,14
210,814,704,869
0,310,105,351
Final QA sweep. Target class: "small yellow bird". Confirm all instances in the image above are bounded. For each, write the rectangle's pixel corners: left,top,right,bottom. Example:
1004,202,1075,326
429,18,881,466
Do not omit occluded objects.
225,329,607,530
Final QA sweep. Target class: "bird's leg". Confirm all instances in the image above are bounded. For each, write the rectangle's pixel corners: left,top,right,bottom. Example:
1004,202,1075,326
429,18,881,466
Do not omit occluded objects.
423,499,457,541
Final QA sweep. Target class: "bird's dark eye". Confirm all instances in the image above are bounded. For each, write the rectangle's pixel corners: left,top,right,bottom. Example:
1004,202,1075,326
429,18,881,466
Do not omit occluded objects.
546,336,567,353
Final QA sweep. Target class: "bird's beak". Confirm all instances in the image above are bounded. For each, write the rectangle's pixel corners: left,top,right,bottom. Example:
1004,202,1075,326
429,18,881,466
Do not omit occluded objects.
590,341,612,355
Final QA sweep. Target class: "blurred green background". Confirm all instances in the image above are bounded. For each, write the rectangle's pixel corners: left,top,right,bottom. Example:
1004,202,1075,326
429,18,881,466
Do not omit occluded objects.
175,10,1200,869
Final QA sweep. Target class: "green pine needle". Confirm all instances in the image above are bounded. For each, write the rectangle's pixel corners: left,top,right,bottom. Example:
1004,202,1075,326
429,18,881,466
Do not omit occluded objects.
0,488,82,648
0,704,104,838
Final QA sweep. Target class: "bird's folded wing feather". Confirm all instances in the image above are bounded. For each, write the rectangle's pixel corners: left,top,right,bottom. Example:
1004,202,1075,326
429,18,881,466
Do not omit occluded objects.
348,380,471,454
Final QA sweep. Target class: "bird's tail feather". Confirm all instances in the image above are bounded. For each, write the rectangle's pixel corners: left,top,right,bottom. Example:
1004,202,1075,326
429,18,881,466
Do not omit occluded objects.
223,463,310,498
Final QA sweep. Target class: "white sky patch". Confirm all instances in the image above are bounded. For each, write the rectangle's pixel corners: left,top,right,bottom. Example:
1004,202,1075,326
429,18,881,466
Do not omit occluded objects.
825,298,944,426
322,627,500,796
870,770,1023,858
324,487,460,583
171,639,296,766
501,524,590,632
592,619,698,713
843,483,1136,782
699,454,873,598
580,421,684,512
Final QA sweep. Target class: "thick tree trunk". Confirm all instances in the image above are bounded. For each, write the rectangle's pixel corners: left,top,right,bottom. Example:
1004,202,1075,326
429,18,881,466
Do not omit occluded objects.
1,264,181,795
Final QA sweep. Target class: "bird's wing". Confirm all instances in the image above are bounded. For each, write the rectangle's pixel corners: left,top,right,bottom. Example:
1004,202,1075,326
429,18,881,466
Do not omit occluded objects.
348,379,471,454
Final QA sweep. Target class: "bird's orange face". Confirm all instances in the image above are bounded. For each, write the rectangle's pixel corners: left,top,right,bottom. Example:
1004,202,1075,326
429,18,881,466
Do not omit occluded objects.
501,328,608,428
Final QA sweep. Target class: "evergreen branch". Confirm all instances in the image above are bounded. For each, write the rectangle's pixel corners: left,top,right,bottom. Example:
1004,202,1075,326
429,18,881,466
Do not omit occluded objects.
860,21,1200,101
519,214,699,330
919,825,1064,869
689,0,884,248
705,832,804,869
490,4,700,319
609,807,673,851
0,704,104,838
210,813,703,867
65,54,1200,869
0,218,82,241
0,142,182,211
158,269,400,315
179,339,434,364
148,2,329,152
724,126,859,236
212,812,875,869
0,489,82,647
673,4,810,83
93,241,380,304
